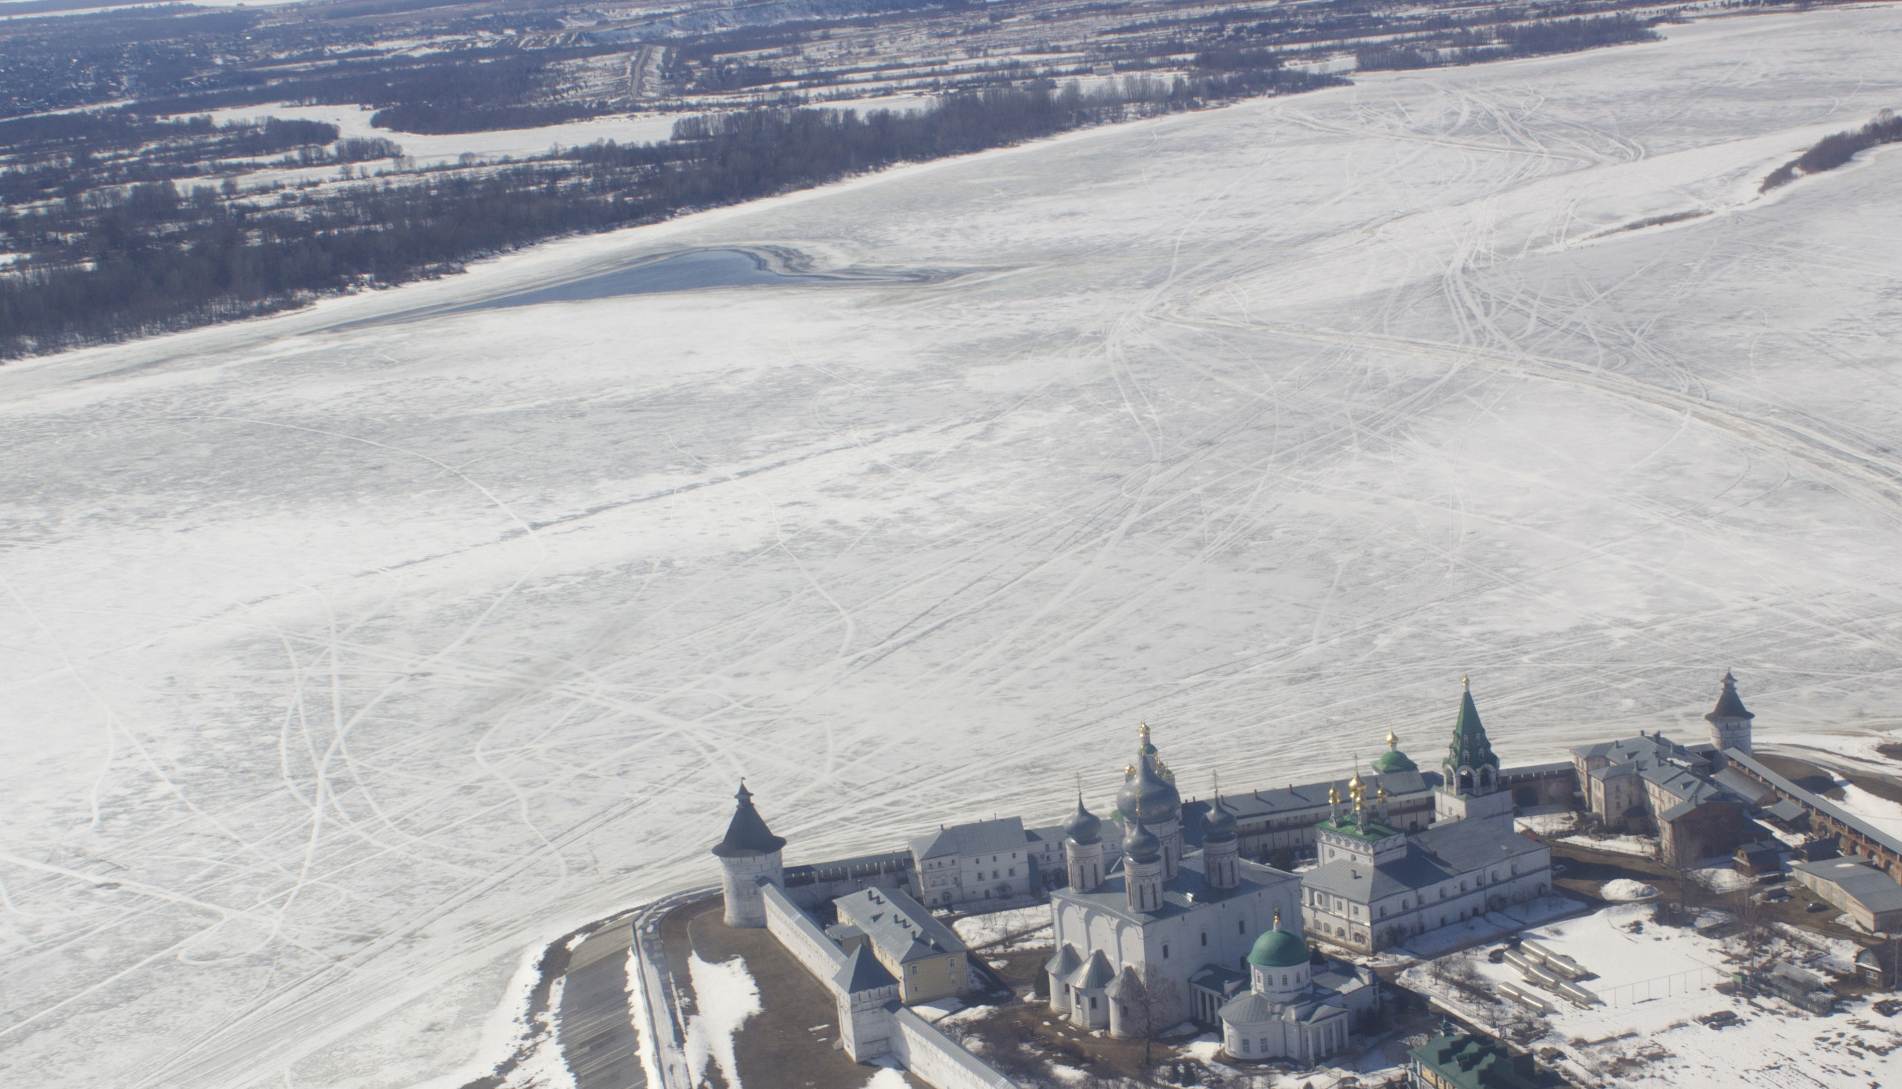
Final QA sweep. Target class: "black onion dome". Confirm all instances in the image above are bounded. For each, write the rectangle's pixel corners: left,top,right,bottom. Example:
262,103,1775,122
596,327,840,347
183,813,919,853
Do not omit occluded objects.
1064,797,1103,845
712,781,786,858
1124,821,1161,864
1117,754,1182,824
1204,798,1237,842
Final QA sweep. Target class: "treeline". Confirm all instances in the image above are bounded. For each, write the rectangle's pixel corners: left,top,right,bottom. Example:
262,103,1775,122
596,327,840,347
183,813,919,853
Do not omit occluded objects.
0,114,398,205
0,71,1343,358
1357,15,1658,71
1761,109,1902,191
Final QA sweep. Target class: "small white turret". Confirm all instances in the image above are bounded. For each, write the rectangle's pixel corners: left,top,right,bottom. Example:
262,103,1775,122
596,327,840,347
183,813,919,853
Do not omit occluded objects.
1063,795,1107,892
1123,822,1165,915
1203,793,1240,891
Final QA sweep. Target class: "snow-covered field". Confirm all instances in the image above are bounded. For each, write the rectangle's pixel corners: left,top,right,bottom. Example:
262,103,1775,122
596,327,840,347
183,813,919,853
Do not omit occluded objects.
5,8,1902,1088
1410,903,1902,1087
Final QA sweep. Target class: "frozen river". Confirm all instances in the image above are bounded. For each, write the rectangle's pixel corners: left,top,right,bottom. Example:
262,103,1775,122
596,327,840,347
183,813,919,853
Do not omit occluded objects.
4,8,1902,1088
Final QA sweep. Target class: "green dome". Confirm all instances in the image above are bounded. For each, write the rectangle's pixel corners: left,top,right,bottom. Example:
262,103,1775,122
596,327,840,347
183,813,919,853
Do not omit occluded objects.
1246,927,1308,969
1372,729,1417,775
1372,748,1416,774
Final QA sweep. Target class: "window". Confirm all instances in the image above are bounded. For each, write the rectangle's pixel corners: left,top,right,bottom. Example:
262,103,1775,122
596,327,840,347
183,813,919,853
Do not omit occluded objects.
1163,944,1170,959
1201,932,1208,947
1239,920,1246,935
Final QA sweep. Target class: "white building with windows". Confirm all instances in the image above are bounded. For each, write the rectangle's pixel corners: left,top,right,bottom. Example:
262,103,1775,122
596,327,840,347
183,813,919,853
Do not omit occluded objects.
909,817,1038,909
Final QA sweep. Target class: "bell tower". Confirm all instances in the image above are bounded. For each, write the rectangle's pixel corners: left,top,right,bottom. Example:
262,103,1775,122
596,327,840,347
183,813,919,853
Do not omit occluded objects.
1435,676,1515,827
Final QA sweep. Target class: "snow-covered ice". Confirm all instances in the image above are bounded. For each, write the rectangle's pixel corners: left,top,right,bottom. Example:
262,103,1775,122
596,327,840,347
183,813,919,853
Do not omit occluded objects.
6,8,1902,1089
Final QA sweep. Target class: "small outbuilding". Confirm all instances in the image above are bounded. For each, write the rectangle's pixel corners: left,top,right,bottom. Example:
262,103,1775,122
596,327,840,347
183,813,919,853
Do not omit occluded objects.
1790,856,1902,934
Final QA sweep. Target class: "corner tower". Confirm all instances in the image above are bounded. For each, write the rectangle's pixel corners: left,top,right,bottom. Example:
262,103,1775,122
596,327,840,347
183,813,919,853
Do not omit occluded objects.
1434,676,1514,827
1705,671,1755,754
712,780,786,928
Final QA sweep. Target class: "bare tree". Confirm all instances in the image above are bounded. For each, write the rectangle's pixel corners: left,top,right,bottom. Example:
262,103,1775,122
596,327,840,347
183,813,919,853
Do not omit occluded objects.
1115,966,1185,1068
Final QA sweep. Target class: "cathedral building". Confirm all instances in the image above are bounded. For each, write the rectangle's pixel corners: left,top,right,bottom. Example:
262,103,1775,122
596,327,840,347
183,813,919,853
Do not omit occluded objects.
1300,680,1552,954
1045,725,1303,1036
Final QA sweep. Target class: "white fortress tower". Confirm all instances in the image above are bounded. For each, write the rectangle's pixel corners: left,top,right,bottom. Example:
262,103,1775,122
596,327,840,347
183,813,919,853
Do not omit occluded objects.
711,781,786,928
1705,671,1755,754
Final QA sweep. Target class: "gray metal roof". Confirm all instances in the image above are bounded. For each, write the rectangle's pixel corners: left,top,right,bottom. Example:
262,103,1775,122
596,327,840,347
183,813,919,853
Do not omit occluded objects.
1073,950,1115,989
1765,798,1808,823
1188,769,1432,828
834,944,898,993
1304,821,1545,901
1792,857,1902,913
908,816,1028,861
834,886,968,964
1573,732,1686,767
1711,766,1776,802
1724,750,1902,858
1050,849,1297,925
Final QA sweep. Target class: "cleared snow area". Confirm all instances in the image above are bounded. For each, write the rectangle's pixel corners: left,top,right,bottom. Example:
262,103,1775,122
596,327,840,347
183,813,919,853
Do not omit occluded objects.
1411,904,1902,1087
6,8,1902,1089
196,103,686,171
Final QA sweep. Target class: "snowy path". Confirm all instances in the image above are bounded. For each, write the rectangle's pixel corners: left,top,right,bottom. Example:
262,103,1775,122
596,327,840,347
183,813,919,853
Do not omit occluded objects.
5,9,1902,1089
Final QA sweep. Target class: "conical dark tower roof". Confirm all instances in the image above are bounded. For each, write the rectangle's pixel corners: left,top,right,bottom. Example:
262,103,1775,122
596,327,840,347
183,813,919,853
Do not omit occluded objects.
712,781,786,858
833,943,897,993
1443,676,1499,776
1705,671,1754,722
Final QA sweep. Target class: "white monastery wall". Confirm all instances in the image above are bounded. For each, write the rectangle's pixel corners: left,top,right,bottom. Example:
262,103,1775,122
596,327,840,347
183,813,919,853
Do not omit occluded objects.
762,882,847,981
891,1008,1019,1089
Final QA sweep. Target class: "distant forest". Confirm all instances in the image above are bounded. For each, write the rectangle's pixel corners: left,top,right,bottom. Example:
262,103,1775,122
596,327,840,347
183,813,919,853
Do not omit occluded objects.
1761,110,1902,191
1356,15,1659,71
0,11,1706,361
0,67,1339,359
